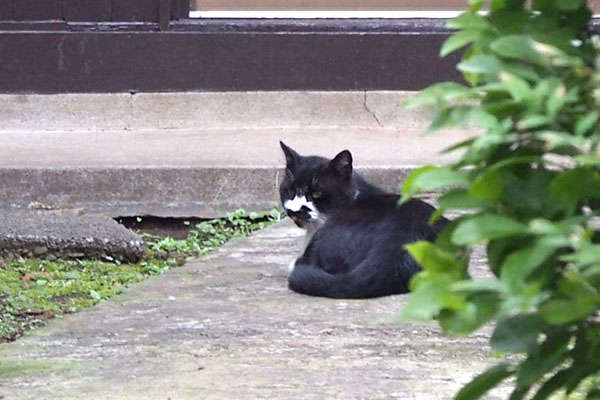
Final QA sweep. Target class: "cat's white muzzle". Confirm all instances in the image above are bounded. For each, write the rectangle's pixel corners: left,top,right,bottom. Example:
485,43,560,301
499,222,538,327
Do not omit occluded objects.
284,195,321,228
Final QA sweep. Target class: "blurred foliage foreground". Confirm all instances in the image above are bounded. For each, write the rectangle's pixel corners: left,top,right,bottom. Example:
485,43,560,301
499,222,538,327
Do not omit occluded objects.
403,0,600,399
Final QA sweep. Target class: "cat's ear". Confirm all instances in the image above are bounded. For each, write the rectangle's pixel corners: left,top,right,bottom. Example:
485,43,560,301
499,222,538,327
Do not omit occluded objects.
330,150,353,179
280,141,300,167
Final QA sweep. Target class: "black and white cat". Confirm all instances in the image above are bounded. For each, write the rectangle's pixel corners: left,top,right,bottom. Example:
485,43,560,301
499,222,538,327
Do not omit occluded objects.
279,141,448,299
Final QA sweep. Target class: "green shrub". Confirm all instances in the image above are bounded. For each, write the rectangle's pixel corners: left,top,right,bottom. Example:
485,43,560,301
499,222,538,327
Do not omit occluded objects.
403,0,600,398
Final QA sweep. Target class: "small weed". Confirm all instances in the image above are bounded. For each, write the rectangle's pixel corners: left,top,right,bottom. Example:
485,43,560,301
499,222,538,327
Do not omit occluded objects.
0,208,283,342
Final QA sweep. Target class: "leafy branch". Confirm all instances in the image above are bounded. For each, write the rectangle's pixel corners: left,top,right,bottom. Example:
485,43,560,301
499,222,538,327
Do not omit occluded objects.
402,0,600,398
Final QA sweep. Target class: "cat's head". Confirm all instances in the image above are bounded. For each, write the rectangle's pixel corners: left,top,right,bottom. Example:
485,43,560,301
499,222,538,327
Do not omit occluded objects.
279,141,358,228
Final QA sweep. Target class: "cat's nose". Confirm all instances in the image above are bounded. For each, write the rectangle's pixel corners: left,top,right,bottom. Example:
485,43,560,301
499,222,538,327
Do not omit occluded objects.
299,205,312,214
286,210,302,220
287,206,311,221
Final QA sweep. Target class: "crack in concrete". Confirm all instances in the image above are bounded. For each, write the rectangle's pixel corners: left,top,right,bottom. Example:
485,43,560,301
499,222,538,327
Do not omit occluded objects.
363,91,384,128
125,92,135,131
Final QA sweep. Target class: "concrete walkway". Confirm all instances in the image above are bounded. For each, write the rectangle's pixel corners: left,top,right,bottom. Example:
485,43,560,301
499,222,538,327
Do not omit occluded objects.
0,220,505,400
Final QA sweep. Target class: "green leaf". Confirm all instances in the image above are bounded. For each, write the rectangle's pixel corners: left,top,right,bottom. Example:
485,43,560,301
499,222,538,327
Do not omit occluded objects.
270,208,283,220
439,292,501,334
466,108,502,130
556,269,598,300
469,169,503,201
489,35,545,66
441,138,477,154
468,0,486,12
90,290,101,301
539,298,598,324
438,189,493,210
401,166,468,200
487,237,524,276
113,284,124,294
489,7,528,30
441,30,480,57
428,106,472,131
456,363,515,400
403,274,465,320
433,219,467,254
482,99,525,120
547,85,568,118
447,12,492,31
534,131,589,153
550,167,600,212
502,61,540,82
405,82,472,109
492,155,542,170
562,243,600,268
405,241,466,276
491,314,545,353
65,271,80,280
452,214,528,245
458,55,503,75
501,172,551,215
574,154,600,166
498,72,532,102
518,330,571,388
575,111,599,136
452,279,505,293
516,114,550,130
500,243,555,293
507,386,529,400
531,369,572,400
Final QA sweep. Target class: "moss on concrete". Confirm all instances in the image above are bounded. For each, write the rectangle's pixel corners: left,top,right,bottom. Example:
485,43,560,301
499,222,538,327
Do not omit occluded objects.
0,209,282,342
0,359,75,380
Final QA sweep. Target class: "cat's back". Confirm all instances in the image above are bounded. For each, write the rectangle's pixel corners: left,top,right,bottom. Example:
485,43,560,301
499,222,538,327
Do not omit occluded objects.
331,194,440,227
319,194,446,250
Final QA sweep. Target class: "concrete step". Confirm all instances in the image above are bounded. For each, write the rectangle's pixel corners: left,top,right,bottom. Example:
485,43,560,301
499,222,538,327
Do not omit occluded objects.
2,127,467,168
0,91,476,218
0,127,471,217
0,91,429,132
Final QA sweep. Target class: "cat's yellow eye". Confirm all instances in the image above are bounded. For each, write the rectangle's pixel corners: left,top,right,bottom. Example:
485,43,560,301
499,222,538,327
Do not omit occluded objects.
311,191,322,199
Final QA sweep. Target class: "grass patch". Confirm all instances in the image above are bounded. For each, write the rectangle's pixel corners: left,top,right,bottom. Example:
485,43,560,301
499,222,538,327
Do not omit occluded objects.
0,208,283,342
0,359,75,380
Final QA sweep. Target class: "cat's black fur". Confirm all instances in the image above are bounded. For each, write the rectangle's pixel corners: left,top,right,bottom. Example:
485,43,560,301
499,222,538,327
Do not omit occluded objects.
279,141,448,299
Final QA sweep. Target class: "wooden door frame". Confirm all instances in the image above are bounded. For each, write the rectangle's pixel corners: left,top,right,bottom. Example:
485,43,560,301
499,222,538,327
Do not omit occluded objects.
0,1,596,94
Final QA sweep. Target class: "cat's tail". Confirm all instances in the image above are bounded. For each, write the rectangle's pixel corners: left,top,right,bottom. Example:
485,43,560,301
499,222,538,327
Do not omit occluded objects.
288,260,414,299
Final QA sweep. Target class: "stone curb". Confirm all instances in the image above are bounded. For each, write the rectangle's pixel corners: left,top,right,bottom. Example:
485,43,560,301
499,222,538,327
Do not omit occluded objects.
0,166,415,218
0,211,144,263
